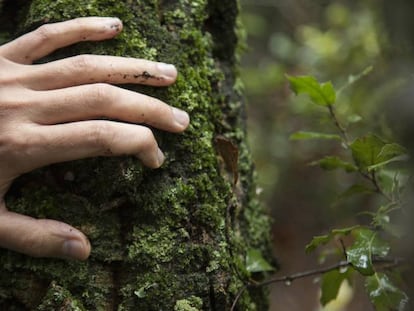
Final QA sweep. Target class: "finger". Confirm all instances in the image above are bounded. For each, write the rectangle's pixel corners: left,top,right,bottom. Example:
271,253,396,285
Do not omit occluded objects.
27,121,165,169
0,207,90,260
0,17,122,64
30,84,189,132
22,55,177,90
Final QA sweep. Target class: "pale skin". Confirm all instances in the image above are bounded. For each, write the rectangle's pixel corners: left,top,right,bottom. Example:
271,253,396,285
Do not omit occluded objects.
0,17,190,260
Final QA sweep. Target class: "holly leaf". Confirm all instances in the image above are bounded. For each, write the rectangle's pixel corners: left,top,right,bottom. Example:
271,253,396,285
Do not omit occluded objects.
287,75,336,106
366,273,409,311
367,143,408,171
306,226,357,253
346,228,390,276
350,134,386,170
310,156,357,172
320,267,353,306
351,135,408,171
290,131,341,141
246,248,274,273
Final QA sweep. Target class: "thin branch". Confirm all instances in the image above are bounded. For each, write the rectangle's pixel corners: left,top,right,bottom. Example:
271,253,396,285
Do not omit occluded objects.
230,257,405,311
328,104,349,144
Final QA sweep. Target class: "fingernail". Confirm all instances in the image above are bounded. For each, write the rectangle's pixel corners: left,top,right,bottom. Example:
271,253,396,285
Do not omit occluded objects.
173,107,190,128
157,148,165,167
104,17,122,32
62,239,85,260
157,63,177,78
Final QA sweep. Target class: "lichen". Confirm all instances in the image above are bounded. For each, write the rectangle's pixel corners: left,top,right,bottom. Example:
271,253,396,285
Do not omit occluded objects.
0,0,272,310
174,296,203,311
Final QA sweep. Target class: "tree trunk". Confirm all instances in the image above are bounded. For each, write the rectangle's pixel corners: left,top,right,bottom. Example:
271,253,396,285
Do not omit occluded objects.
0,0,272,310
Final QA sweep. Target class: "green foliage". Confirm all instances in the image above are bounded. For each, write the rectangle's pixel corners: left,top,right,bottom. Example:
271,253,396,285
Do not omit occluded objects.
350,135,408,172
346,228,389,276
286,75,336,106
306,226,357,253
245,248,275,273
320,267,353,306
366,273,409,311
287,72,409,310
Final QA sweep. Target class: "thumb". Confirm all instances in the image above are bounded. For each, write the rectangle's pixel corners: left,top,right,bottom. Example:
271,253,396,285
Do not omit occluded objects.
0,204,90,260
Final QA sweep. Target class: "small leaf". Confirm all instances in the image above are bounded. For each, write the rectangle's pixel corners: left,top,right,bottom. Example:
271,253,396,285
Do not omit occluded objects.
310,156,357,172
350,134,386,170
365,273,409,311
320,267,353,306
290,131,341,141
367,144,409,171
246,248,274,273
286,75,336,106
305,235,331,253
346,228,390,276
305,226,357,253
337,184,375,200
351,135,408,171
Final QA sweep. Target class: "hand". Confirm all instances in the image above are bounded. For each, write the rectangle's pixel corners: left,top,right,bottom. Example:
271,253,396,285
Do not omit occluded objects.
0,17,189,260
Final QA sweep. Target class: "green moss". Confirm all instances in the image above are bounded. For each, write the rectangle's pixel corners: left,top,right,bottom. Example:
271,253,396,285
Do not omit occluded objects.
37,282,86,311
174,296,203,311
127,225,177,264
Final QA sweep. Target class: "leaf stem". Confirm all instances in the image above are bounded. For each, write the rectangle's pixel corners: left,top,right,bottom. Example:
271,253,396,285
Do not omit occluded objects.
327,104,349,144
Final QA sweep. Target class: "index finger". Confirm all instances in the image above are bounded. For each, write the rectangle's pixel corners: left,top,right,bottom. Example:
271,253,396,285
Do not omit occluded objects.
0,17,122,64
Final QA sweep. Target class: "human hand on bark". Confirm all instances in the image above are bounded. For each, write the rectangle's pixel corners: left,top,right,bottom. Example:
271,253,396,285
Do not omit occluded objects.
0,17,189,260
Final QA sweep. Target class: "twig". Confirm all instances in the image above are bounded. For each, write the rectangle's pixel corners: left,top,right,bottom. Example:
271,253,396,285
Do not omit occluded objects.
230,257,405,311
328,104,349,144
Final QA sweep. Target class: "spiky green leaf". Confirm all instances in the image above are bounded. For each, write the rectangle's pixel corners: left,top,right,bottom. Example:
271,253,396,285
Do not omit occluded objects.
306,226,357,253
351,135,408,171
346,228,390,276
366,273,409,311
287,75,336,106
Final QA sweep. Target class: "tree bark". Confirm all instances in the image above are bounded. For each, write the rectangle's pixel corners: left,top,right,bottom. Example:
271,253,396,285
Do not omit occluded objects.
0,0,272,310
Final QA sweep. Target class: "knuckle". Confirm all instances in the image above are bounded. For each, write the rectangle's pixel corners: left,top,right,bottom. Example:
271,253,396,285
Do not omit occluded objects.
34,24,54,42
0,131,29,155
0,59,26,86
89,122,114,150
88,83,115,103
0,91,35,117
71,54,96,73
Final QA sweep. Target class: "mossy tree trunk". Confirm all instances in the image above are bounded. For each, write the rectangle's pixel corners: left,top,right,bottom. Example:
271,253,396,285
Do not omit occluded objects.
0,1,272,310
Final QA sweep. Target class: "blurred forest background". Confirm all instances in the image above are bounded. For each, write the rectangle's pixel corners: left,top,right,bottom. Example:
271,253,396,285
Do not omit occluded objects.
239,0,413,310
